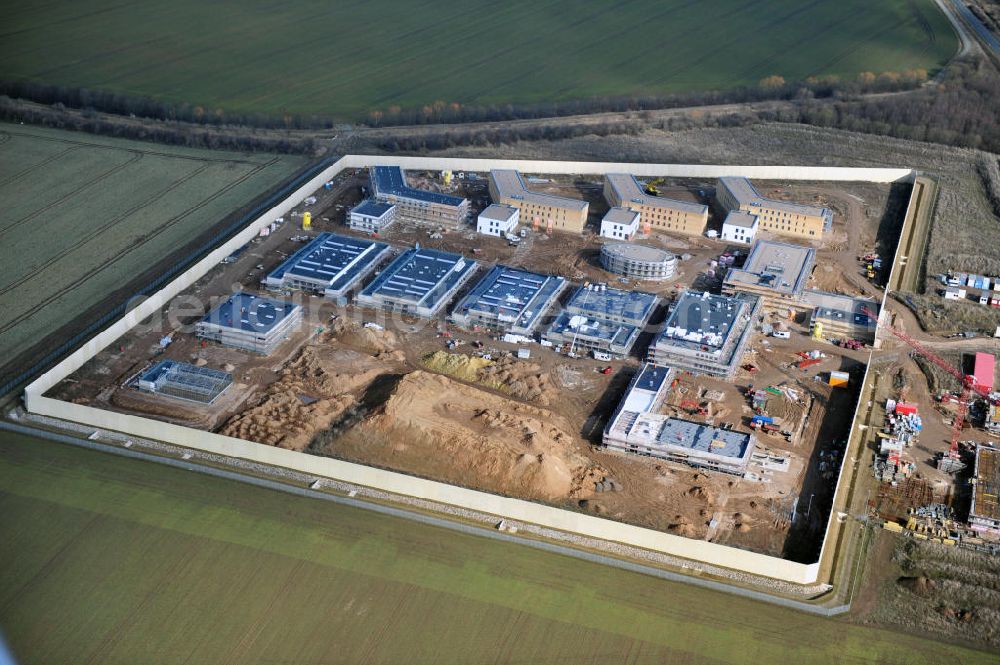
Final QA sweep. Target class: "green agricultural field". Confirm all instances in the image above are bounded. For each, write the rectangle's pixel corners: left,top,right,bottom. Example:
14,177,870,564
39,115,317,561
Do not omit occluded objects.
0,124,307,379
0,432,993,665
1,0,959,121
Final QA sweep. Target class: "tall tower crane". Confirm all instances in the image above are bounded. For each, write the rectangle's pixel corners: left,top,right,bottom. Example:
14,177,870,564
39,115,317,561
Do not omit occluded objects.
862,307,990,471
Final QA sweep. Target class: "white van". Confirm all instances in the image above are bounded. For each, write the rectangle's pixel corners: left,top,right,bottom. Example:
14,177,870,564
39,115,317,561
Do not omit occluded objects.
771,330,791,339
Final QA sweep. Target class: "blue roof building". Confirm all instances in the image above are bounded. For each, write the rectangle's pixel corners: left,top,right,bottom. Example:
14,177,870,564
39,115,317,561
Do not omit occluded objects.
451,265,567,335
545,286,659,357
195,293,302,355
370,166,469,227
356,247,478,318
263,232,390,302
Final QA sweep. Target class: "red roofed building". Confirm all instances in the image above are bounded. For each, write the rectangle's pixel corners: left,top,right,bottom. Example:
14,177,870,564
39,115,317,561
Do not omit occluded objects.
973,352,995,393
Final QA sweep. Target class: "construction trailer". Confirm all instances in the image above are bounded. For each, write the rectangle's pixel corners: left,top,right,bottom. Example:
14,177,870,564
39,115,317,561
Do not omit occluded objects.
972,352,995,393
196,293,302,355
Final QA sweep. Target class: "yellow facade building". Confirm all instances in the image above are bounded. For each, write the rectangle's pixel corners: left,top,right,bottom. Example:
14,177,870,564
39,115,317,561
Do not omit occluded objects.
716,176,832,239
488,170,589,233
603,173,708,236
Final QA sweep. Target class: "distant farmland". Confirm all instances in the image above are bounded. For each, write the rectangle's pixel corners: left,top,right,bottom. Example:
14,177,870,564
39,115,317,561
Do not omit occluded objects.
0,432,994,665
1,0,958,121
0,125,306,379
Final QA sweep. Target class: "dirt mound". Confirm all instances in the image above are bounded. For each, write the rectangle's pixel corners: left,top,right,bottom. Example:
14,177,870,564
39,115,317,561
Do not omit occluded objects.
220,346,388,450
422,352,557,405
480,356,556,405
422,351,494,382
353,371,591,501
336,322,400,355
667,515,697,538
687,486,714,503
899,576,937,596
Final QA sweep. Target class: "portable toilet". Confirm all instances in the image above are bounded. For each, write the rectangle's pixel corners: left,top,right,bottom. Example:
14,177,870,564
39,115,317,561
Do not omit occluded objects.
302,211,312,230
812,321,824,339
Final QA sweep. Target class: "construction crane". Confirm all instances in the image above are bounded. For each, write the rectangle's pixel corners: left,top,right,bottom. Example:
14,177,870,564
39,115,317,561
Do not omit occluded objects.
862,306,990,470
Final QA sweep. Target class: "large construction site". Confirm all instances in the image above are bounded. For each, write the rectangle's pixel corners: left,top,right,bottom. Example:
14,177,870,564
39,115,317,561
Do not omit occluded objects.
45,164,943,563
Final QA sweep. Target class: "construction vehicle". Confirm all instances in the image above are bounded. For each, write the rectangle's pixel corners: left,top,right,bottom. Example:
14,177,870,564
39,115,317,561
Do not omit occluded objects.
863,307,992,473
680,399,707,416
644,177,665,195
600,366,613,375
742,363,759,373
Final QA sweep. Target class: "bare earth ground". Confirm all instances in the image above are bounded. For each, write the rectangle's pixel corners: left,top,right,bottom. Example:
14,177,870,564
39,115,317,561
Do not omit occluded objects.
48,166,893,562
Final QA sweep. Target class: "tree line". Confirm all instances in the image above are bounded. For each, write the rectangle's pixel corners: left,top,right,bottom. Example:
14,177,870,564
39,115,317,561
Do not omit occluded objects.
0,96,318,154
1,69,929,131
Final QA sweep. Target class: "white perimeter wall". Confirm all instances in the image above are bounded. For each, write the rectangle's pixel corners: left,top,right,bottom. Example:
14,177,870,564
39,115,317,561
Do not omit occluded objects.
24,156,916,586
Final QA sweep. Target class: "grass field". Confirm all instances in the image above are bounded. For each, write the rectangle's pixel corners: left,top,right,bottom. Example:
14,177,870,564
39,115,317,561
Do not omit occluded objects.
0,0,959,120
0,433,993,664
0,124,307,377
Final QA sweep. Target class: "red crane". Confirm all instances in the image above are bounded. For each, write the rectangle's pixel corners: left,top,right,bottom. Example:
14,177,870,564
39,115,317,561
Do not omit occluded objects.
862,307,990,465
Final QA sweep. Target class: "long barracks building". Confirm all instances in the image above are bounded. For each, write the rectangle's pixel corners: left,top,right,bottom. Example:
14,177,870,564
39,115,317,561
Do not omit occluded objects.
716,176,833,239
603,173,708,236
370,166,470,228
488,169,589,234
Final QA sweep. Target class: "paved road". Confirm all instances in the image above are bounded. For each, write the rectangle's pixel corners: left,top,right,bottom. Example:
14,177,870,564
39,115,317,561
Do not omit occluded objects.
947,0,1000,59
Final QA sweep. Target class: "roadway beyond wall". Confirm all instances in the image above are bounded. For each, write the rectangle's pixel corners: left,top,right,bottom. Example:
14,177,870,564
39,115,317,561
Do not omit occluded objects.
22,156,917,588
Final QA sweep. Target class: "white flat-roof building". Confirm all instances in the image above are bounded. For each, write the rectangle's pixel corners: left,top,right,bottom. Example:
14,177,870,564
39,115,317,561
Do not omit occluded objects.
647,291,761,377
603,363,756,475
600,243,677,281
348,200,396,233
600,207,641,240
722,239,816,310
477,204,520,237
720,210,759,244
545,286,658,358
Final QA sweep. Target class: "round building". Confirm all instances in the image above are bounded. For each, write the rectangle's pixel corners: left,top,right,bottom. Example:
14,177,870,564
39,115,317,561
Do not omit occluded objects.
600,243,676,281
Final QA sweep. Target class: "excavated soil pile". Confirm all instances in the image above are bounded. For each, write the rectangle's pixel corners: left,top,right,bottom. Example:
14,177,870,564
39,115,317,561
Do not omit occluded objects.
219,346,388,450
353,371,603,501
423,351,557,405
